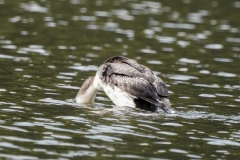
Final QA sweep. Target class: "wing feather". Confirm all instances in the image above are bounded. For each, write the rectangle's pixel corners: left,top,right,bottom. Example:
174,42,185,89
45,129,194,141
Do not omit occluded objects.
103,56,169,97
109,74,159,100
99,56,171,110
100,63,157,99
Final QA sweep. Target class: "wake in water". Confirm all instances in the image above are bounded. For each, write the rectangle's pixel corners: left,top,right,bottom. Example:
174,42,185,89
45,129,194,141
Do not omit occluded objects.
38,98,240,123
176,111,240,123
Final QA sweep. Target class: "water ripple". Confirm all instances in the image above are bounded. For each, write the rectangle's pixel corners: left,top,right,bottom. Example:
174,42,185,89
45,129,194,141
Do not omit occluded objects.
168,74,198,81
204,44,223,49
0,0,240,159
226,37,240,43
176,111,240,123
140,48,157,54
163,23,195,29
85,135,122,142
156,36,176,43
0,153,37,160
69,65,98,71
94,11,111,17
199,94,216,98
213,72,237,78
1,45,17,49
214,58,233,62
79,15,97,21
178,58,200,64
203,138,240,146
193,83,220,88
19,1,48,13
0,125,28,132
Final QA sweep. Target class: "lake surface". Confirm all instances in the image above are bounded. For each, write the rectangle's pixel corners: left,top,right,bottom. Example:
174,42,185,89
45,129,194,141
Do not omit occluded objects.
0,0,240,159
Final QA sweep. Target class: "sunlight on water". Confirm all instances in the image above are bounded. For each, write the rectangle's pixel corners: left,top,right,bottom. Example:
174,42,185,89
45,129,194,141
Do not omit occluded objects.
0,0,240,159
38,98,240,125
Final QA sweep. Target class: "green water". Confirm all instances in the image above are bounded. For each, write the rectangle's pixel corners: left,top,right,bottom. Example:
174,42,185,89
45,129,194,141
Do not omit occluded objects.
0,0,240,159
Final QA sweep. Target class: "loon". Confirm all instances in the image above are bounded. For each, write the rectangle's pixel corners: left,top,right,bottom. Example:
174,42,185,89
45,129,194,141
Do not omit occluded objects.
76,56,173,114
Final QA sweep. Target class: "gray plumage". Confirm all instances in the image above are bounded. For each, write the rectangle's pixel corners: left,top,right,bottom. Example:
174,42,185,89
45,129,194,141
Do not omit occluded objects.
98,56,172,113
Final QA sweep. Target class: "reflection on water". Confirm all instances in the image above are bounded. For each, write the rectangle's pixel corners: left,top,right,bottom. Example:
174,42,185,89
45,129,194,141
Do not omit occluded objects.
0,0,240,159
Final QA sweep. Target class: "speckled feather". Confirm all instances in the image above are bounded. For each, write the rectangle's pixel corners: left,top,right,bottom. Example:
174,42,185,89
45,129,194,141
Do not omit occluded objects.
103,56,169,98
76,56,172,113
99,56,171,110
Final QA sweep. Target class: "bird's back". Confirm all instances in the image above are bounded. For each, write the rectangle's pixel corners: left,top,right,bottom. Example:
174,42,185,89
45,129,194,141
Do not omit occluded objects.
98,56,171,112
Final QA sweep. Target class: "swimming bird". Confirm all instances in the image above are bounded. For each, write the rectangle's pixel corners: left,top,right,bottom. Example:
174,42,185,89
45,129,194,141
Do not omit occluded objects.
76,56,173,114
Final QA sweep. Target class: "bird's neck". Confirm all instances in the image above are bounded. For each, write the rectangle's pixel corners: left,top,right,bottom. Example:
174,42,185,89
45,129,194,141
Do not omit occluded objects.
76,76,98,104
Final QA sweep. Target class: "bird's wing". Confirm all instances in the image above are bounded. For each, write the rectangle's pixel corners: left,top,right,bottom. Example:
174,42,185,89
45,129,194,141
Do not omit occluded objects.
109,74,159,100
109,74,169,110
104,56,146,73
103,63,143,77
103,56,169,97
100,63,159,101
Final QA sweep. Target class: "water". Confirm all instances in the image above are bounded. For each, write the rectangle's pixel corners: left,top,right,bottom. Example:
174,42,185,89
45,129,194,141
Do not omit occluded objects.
0,0,240,159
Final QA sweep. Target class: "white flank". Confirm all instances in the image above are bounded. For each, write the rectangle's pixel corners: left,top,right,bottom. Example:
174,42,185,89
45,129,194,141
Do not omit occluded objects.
102,84,136,108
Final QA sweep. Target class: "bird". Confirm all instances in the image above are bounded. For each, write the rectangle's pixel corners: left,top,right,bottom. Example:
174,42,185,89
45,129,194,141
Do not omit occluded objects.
75,56,173,114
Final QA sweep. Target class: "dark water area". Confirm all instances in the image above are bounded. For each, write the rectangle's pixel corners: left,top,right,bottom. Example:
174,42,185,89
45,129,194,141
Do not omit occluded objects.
0,0,240,159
